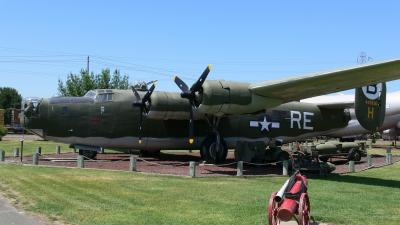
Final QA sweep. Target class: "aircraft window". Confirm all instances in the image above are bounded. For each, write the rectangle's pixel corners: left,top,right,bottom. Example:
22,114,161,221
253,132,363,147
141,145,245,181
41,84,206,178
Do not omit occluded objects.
84,91,96,99
96,93,113,102
107,93,113,101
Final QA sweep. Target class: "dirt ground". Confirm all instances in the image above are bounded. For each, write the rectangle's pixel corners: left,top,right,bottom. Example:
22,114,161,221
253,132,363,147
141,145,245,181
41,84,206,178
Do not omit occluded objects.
5,149,400,177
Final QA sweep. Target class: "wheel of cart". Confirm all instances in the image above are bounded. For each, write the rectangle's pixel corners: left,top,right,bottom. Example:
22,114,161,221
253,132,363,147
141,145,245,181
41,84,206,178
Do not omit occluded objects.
268,192,279,225
298,193,310,225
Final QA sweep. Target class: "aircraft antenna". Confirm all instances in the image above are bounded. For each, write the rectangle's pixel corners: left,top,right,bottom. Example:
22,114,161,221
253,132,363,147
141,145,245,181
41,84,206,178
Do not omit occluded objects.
87,55,90,75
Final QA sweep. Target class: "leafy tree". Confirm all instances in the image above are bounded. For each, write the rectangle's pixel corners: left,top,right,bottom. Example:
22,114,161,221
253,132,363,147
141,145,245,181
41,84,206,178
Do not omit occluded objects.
0,87,22,124
58,68,130,96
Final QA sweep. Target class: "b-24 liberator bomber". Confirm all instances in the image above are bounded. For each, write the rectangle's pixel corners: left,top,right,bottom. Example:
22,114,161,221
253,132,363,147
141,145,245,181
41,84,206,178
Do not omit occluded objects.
22,59,400,163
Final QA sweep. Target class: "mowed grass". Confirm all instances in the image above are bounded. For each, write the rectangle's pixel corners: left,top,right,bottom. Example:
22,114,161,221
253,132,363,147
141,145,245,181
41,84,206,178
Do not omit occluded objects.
0,163,400,225
368,148,400,156
0,140,71,156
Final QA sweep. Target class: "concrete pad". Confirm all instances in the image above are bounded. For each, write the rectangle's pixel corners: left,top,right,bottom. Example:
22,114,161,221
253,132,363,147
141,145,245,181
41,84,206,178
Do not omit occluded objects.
0,196,41,225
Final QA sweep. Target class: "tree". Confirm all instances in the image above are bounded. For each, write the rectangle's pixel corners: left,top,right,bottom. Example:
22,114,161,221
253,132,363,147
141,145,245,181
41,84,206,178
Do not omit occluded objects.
58,68,130,96
0,87,22,124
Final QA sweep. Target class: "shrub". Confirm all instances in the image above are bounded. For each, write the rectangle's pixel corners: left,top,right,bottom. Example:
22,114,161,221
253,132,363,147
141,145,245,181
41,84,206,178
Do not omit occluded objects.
0,126,7,140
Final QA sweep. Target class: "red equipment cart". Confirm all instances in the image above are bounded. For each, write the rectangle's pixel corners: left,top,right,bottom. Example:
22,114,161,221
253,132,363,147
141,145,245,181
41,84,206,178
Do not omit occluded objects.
268,171,310,225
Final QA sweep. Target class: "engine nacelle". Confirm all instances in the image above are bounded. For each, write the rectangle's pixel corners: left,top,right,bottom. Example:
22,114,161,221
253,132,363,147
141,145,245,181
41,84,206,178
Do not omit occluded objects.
147,91,203,120
198,80,280,115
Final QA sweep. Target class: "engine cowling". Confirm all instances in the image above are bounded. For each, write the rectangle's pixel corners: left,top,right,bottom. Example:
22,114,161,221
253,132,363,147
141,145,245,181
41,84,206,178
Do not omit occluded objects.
197,80,280,115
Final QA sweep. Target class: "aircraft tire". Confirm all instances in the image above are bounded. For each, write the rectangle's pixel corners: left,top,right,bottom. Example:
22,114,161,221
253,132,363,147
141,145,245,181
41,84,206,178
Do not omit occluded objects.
319,156,329,162
140,150,161,157
79,149,97,160
353,150,362,162
201,135,228,164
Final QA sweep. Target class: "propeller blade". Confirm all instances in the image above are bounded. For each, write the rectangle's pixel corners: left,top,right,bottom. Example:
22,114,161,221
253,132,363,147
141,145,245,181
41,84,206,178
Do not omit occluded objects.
131,86,141,102
188,106,194,144
142,83,156,104
138,107,143,144
173,75,190,93
146,80,158,86
190,64,212,92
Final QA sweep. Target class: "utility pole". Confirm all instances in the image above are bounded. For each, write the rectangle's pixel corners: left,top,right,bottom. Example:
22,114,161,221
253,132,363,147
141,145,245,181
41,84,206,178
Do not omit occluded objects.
357,52,373,64
87,56,90,75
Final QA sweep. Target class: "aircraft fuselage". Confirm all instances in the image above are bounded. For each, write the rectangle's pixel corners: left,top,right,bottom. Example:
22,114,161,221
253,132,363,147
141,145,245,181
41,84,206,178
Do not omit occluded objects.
22,90,350,151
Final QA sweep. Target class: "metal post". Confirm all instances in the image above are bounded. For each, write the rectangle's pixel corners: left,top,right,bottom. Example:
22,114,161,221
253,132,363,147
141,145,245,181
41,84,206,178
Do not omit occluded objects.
288,142,293,151
237,161,243,176
348,161,355,173
36,146,42,155
56,145,61,154
282,160,289,176
20,139,23,162
32,153,39,165
130,155,137,171
189,161,196,178
367,154,372,167
0,150,4,162
77,155,84,168
387,153,393,165
14,148,19,157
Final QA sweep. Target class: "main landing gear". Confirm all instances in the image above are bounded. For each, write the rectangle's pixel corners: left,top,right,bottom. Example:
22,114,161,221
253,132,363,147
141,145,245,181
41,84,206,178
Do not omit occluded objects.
200,117,228,164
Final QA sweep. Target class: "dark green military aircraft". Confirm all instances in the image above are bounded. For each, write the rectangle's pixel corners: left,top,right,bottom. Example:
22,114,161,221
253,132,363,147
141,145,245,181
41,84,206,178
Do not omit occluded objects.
22,59,400,162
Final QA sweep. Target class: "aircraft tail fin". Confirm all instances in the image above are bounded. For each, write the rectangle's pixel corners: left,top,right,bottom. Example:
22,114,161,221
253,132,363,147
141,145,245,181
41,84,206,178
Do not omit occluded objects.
355,83,386,132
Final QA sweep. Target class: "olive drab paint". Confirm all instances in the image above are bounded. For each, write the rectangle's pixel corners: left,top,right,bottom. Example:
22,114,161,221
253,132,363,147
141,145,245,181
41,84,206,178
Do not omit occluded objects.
355,83,386,132
20,59,400,158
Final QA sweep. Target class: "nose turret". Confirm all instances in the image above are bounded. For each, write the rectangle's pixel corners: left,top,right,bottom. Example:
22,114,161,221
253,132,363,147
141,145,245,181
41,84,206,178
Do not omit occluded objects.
20,97,42,129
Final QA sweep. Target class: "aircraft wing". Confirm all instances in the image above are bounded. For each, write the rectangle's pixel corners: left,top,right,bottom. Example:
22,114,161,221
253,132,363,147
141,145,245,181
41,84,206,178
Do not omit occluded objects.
250,59,400,102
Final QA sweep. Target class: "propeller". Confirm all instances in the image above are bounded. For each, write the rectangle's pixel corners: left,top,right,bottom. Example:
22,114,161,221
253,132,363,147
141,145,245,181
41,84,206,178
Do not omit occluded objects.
131,81,157,144
173,65,212,144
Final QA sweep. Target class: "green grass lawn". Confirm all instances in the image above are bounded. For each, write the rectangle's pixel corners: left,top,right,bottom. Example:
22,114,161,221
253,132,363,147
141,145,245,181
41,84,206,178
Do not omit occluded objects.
367,148,400,156
0,163,400,225
0,140,71,156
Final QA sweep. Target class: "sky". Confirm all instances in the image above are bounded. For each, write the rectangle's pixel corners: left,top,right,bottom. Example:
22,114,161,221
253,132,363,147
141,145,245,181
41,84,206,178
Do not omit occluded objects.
1,1,400,98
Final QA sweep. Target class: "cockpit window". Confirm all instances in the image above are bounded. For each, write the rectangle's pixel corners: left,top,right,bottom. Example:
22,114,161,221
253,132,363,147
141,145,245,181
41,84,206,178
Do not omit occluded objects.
84,90,113,102
84,91,96,99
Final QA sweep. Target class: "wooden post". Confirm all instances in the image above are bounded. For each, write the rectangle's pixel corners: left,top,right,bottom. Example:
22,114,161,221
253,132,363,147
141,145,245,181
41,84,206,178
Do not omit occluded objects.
56,145,61,154
282,160,289,176
130,155,137,171
189,161,196,178
77,155,84,168
349,161,355,173
36,146,42,155
0,150,4,162
14,148,19,157
32,153,39,165
236,161,243,176
367,154,372,167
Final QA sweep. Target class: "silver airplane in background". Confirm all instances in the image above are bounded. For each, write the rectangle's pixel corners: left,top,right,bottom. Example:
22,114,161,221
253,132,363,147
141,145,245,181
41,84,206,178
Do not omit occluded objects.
301,91,400,140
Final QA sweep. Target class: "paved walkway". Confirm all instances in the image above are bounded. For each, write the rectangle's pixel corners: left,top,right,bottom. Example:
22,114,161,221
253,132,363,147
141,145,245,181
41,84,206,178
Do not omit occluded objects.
0,196,41,225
